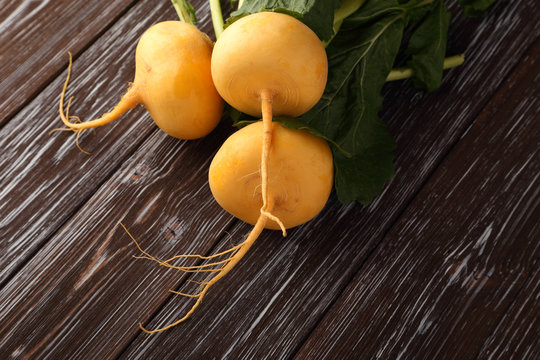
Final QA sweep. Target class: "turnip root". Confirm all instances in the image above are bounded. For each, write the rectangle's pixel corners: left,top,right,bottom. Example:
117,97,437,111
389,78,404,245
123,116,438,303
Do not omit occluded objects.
209,121,333,230
57,21,223,145
211,12,328,118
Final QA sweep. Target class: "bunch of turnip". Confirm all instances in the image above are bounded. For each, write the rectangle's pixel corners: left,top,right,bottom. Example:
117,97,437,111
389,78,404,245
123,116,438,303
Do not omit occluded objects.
55,3,333,333
55,0,477,332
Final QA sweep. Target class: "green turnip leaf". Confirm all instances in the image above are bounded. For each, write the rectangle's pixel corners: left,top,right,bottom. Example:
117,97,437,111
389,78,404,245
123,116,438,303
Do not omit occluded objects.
406,0,451,92
299,0,405,204
458,0,499,17
226,0,341,41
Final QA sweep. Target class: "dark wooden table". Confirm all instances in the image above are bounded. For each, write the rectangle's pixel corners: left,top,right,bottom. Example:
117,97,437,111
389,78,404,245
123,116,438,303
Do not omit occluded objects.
1,1,538,359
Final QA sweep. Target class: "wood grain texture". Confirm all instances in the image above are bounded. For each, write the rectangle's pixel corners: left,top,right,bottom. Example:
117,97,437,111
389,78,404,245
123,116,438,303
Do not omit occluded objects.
0,0,214,285
119,2,540,359
0,123,234,359
0,0,138,127
0,0,538,359
294,40,540,360
477,267,540,360
0,1,236,358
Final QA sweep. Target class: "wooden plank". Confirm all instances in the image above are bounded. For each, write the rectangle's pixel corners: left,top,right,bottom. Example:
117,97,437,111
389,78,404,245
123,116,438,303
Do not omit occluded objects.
118,2,540,359
476,268,540,360
0,123,235,359
0,1,531,358
0,0,138,127
0,0,215,285
293,40,540,360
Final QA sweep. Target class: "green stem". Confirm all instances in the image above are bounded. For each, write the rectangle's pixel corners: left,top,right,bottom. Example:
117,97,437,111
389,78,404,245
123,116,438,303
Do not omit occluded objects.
324,0,367,47
238,0,244,8
333,0,368,33
208,0,224,39
171,0,197,25
386,54,465,82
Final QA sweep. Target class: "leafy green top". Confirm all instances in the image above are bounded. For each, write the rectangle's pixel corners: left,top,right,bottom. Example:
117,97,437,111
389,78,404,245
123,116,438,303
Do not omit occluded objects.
171,0,198,25
227,0,341,41
458,0,499,17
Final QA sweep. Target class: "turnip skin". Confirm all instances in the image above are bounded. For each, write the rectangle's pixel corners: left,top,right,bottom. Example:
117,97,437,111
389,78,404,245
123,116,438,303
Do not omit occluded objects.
134,21,223,139
58,21,224,141
209,121,334,229
210,12,328,117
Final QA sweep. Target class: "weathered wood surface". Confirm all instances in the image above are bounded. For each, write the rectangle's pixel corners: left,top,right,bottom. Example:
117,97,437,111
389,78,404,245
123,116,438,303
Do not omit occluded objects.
0,0,138,127
0,0,214,286
0,0,538,359
477,267,540,359
295,39,540,360
0,127,234,359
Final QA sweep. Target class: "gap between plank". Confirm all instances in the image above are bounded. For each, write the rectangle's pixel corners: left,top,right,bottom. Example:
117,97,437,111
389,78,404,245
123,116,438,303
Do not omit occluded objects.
287,37,537,360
